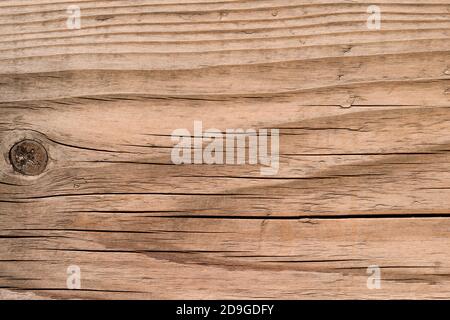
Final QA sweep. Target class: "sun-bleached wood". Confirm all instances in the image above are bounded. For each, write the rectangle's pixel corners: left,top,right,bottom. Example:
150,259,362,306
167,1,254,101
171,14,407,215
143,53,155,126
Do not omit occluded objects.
1,0,450,299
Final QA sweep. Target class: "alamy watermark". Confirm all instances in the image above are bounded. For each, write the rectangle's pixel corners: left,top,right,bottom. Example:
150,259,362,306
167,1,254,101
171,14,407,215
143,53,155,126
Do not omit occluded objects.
66,5,81,30
367,5,382,30
171,121,279,176
367,265,381,289
65,5,382,31
66,265,81,289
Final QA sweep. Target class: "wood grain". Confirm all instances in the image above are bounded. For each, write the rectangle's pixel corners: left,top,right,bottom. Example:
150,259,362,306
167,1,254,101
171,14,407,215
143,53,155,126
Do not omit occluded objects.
1,0,450,299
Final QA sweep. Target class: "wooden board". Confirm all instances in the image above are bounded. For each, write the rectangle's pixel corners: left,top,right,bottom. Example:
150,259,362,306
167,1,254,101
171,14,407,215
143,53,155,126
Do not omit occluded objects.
1,0,450,299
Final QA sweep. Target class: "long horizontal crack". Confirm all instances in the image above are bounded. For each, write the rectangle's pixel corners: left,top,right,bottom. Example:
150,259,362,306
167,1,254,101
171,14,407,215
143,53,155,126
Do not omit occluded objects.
142,213,450,220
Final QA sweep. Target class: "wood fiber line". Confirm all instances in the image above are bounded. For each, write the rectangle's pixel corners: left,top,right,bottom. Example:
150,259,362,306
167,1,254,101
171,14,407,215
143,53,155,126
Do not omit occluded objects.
0,0,450,299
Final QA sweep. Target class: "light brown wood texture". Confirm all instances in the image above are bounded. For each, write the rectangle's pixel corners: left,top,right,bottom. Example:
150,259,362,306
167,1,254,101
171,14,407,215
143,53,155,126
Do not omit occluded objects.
1,0,450,299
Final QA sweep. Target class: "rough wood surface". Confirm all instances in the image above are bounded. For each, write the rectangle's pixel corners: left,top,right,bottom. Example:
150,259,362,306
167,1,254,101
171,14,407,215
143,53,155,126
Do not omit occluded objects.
1,0,450,299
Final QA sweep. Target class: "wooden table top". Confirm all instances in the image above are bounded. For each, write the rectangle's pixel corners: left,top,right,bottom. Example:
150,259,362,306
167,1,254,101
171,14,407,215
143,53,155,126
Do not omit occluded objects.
1,0,450,299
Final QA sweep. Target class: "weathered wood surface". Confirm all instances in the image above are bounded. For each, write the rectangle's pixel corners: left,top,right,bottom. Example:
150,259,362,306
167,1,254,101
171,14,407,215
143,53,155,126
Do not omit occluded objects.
1,0,450,299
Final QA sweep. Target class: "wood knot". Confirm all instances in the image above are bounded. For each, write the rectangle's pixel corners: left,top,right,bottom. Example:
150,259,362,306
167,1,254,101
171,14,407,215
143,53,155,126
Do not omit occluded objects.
9,140,48,176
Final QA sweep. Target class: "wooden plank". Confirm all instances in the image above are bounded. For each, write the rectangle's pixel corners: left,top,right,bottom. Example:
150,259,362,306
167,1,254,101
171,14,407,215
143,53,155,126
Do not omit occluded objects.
2,217,450,299
0,0,450,299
